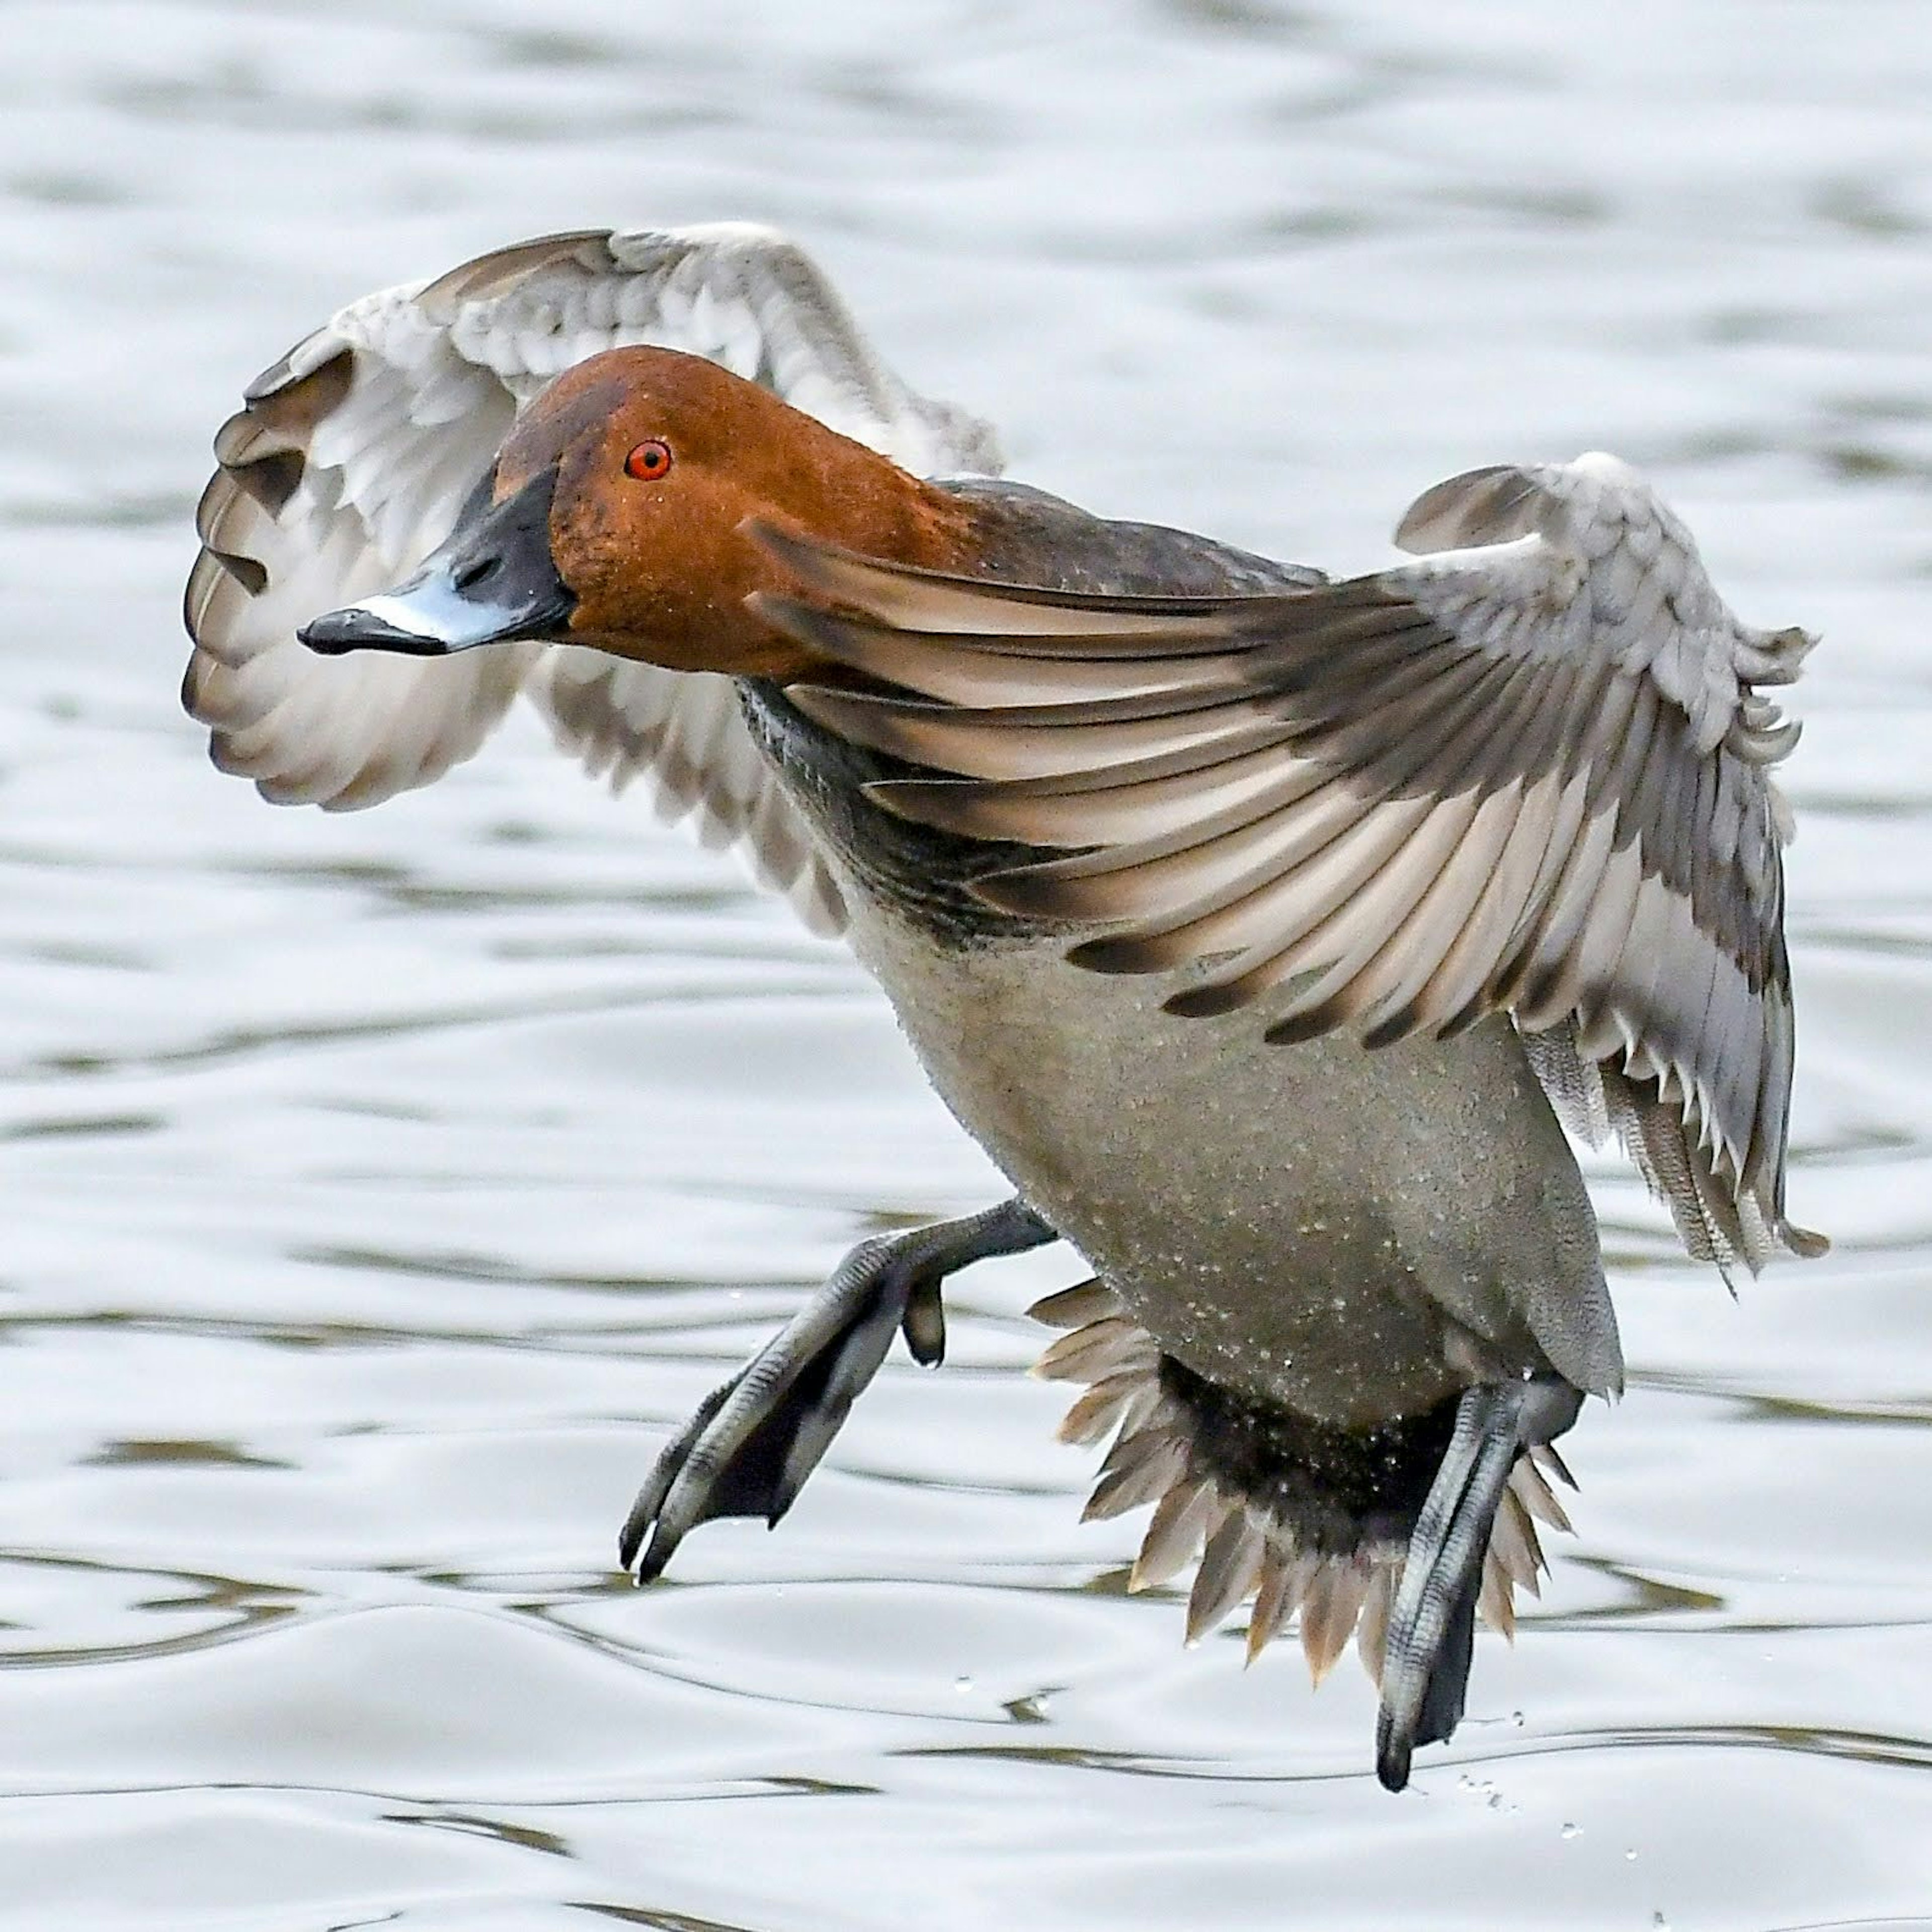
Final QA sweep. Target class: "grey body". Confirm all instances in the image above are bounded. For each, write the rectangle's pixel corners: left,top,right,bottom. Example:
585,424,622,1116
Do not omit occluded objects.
833,904,1614,1425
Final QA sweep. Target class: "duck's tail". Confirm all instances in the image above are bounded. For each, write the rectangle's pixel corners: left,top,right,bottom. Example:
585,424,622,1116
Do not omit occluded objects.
1029,1281,1579,1785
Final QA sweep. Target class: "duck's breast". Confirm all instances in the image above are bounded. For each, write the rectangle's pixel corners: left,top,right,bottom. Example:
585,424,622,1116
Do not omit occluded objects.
838,894,1613,1427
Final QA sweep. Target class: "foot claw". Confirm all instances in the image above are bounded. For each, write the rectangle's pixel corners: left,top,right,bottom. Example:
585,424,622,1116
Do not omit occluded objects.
900,1271,947,1365
620,1198,1054,1580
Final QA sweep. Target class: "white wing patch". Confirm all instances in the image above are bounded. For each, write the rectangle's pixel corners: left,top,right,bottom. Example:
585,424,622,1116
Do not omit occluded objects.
531,653,845,936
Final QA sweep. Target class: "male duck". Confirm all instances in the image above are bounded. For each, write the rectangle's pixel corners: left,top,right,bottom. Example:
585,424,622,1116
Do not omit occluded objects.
183,222,1822,1791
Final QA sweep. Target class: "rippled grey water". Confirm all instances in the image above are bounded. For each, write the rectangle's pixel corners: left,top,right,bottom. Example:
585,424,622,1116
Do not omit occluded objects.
3,3,1930,1926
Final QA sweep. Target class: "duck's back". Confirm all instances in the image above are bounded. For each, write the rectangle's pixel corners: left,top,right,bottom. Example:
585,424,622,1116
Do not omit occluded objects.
926,478,1325,597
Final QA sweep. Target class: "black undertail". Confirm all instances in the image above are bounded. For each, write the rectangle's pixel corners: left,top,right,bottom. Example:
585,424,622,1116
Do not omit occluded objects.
1158,1353,1464,1562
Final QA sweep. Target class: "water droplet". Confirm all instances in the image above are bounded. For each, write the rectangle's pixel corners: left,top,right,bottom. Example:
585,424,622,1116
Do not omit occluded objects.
1560,1822,1580,1841
953,1674,974,1694
1625,1848,1639,1862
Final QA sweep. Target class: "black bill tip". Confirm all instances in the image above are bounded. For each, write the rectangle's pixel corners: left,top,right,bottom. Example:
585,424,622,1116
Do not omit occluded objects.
299,602,456,657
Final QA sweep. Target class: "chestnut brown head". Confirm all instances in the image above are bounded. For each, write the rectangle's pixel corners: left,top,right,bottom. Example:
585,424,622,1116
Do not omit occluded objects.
299,346,969,679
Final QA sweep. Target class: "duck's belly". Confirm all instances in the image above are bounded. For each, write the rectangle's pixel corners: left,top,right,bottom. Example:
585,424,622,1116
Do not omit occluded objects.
844,900,1612,1427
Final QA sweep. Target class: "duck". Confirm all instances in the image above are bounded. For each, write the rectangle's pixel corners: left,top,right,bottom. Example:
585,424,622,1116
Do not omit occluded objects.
183,222,1822,1792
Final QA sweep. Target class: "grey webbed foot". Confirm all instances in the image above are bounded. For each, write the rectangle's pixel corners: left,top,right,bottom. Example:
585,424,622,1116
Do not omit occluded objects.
1375,1376,1582,1792
619,1197,1056,1582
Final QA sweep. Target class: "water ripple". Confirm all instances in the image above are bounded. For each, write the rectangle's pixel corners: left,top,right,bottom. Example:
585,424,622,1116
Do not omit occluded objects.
3,1,1930,1926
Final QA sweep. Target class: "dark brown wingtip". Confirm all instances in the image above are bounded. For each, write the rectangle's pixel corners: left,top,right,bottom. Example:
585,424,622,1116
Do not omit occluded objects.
178,652,210,724
192,467,240,549
181,549,226,652
742,513,821,553
748,589,927,694
860,777,989,832
781,680,861,730
1359,1004,1427,1052
205,345,356,567
1262,1004,1347,1044
785,679,947,729
1392,463,1543,556
1065,934,1168,975
741,514,816,576
746,587,853,657
747,517,996,650
189,515,271,602
1166,981,1258,1020
742,516,891,611
239,339,354,424
967,866,1089,920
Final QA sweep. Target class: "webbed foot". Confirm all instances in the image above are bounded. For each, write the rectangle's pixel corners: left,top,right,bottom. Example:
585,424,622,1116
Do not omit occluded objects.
619,1197,1056,1581
1375,1375,1582,1791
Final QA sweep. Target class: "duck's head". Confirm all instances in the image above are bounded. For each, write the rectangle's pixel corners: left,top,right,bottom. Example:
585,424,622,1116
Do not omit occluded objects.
299,346,971,679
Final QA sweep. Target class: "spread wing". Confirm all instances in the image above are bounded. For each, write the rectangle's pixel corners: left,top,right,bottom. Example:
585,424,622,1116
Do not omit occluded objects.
183,222,1005,934
531,653,845,935
750,454,1824,1271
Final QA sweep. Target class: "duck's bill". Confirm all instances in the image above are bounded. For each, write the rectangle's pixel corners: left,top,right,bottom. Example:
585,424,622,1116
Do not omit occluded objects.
299,466,575,657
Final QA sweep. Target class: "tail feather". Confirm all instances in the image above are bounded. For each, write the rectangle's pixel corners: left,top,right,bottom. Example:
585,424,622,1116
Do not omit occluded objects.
1029,1292,1581,1775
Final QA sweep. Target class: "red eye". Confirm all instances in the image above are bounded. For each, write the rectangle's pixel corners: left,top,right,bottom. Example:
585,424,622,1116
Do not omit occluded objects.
624,438,672,481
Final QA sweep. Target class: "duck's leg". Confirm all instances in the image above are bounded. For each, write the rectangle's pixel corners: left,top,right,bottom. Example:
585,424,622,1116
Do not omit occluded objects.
1375,1375,1582,1792
620,1197,1057,1581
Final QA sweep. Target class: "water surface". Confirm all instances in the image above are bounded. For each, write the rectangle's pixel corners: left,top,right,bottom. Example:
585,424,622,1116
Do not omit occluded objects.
2,4,1930,1926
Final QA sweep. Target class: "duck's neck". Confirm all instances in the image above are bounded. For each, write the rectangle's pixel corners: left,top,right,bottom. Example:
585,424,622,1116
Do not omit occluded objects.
737,674,1061,945
723,456,981,680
